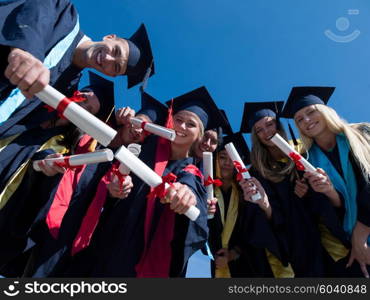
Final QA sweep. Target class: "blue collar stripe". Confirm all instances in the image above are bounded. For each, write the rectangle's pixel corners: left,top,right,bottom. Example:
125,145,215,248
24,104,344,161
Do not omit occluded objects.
0,17,81,124
308,134,369,244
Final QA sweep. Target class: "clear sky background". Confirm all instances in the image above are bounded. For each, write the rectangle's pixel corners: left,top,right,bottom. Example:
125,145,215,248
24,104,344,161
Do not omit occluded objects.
73,0,370,277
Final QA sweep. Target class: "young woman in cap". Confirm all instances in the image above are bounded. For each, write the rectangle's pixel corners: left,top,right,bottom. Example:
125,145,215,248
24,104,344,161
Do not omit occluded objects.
283,86,370,277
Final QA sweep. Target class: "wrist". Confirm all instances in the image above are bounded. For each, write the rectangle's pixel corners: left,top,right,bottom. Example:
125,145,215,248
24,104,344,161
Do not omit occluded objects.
259,198,270,211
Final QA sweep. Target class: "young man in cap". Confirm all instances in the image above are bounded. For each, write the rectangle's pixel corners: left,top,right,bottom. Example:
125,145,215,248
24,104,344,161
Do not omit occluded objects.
0,0,154,130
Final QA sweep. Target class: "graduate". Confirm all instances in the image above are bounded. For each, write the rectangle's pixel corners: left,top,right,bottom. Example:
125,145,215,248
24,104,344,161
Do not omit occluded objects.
282,86,370,277
84,87,221,278
192,110,233,164
0,0,155,137
207,132,250,278
0,71,113,276
239,101,325,277
21,90,168,277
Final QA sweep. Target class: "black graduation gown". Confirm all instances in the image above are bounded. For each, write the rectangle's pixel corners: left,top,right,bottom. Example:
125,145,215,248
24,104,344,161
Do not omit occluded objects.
23,160,113,278
253,169,325,277
207,187,247,277
0,125,67,193
78,135,208,278
232,168,290,277
0,148,60,274
0,0,84,138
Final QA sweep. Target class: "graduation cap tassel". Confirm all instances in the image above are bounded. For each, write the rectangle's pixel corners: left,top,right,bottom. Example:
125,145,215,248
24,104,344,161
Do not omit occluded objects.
139,59,153,93
288,122,298,146
88,106,116,152
165,98,174,129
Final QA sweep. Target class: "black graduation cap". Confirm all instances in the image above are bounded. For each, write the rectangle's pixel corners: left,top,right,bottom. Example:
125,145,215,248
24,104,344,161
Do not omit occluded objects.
240,101,284,133
218,132,250,164
80,71,115,123
125,24,155,89
281,86,335,119
219,109,233,136
136,92,168,125
165,86,225,130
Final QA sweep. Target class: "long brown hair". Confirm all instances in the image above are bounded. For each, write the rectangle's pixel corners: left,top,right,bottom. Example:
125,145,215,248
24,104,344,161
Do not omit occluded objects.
250,120,297,183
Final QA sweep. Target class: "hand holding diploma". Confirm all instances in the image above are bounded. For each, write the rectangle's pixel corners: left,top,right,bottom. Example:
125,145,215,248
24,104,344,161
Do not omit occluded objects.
270,133,316,173
114,146,200,221
34,85,199,220
225,142,262,201
33,149,114,172
130,117,176,141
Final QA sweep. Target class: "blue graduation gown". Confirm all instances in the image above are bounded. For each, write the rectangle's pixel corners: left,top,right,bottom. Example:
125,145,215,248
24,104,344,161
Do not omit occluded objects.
0,0,84,137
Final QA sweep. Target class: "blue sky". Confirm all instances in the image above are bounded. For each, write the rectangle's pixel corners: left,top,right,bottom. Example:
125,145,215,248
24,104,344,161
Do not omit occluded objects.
73,0,370,277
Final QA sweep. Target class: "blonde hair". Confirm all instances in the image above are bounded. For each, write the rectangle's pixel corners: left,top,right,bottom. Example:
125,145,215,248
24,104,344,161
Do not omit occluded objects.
173,110,204,156
296,104,370,183
250,120,297,183
350,122,370,144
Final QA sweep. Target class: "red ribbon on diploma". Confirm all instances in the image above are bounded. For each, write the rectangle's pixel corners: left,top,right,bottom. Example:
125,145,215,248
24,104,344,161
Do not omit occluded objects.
147,173,177,199
53,157,82,170
44,91,86,118
204,176,223,187
109,165,127,192
233,161,248,181
289,152,305,171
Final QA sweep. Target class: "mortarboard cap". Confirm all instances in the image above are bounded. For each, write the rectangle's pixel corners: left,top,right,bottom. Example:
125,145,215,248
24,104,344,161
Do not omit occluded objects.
166,86,225,130
219,109,233,136
240,101,284,133
124,24,155,89
136,92,167,125
281,86,335,119
81,71,115,122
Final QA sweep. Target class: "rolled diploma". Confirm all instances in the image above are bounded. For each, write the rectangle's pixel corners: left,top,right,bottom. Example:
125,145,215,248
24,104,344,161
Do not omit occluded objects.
203,152,215,219
224,142,262,201
118,143,142,175
33,149,114,171
203,152,214,199
270,133,316,173
115,146,200,221
36,85,117,147
130,117,176,141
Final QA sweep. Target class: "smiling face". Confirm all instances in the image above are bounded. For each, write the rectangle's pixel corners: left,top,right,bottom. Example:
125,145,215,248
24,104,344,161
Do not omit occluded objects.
294,104,327,138
172,110,202,148
253,116,278,147
193,129,218,159
84,35,130,77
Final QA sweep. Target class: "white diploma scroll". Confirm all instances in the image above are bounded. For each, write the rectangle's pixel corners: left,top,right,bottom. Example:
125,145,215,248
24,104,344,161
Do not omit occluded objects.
118,143,142,175
224,142,262,201
270,133,317,173
114,146,200,221
36,85,117,147
33,149,114,171
203,152,215,219
130,117,176,141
